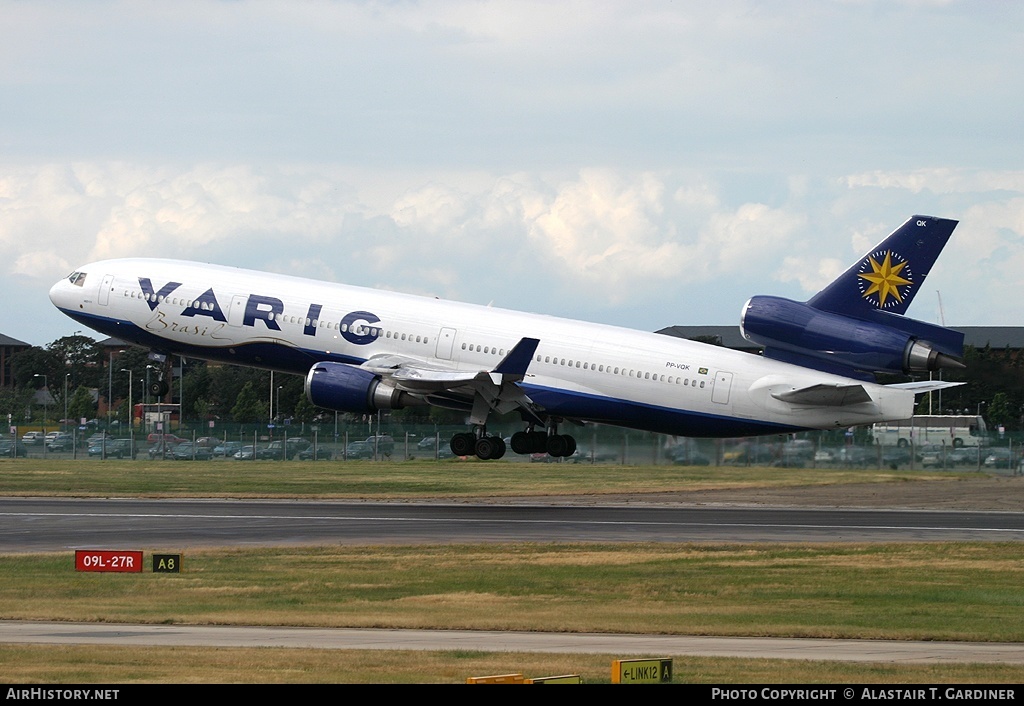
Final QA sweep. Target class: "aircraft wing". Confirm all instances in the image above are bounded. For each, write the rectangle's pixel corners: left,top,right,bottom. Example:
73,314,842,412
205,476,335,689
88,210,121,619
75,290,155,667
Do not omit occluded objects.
771,383,873,406
361,338,543,421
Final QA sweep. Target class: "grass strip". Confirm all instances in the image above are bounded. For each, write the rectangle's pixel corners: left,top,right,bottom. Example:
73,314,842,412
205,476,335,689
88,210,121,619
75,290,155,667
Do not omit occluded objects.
3,644,1023,684
0,458,968,497
3,543,1024,642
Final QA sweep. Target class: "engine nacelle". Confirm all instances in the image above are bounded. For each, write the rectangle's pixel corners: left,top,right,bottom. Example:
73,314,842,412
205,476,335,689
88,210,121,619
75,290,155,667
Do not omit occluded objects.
304,362,419,414
741,296,963,377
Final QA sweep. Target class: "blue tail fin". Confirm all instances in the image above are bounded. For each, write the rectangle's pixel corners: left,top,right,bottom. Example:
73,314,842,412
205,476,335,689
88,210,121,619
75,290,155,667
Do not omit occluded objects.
808,215,958,318
741,214,964,380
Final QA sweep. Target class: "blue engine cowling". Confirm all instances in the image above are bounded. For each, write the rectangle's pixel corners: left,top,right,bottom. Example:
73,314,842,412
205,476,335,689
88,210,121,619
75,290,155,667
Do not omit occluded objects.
740,295,963,377
304,362,417,413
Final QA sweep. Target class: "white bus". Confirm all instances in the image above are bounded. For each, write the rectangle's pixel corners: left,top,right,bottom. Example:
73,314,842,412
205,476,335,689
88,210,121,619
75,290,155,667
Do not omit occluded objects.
872,415,987,448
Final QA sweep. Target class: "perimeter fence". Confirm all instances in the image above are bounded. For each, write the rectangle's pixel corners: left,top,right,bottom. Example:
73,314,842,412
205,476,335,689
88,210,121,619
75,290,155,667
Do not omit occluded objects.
7,421,1024,473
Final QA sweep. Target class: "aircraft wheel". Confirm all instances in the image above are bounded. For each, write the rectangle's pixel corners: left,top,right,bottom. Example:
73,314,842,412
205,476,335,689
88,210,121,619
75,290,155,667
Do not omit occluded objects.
546,434,569,457
563,435,577,457
450,433,475,457
475,436,497,460
510,431,532,455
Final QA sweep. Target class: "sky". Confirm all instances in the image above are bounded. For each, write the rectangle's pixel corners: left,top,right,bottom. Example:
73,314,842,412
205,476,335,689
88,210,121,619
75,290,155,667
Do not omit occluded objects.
2,0,1023,347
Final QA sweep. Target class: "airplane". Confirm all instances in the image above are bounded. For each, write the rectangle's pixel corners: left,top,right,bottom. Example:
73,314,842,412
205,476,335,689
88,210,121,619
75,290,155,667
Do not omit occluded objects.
49,214,966,460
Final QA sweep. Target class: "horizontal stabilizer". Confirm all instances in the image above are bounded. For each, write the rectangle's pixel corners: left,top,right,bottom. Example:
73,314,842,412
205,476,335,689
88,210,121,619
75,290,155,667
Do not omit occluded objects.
771,383,872,406
886,380,965,394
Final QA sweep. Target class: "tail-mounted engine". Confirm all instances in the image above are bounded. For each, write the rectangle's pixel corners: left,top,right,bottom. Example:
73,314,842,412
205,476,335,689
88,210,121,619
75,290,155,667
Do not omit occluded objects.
740,295,964,379
305,362,423,413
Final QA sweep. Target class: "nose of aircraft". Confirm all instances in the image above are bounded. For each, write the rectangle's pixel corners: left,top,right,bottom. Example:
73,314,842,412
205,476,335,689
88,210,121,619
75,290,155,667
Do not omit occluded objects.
48,278,63,307
49,275,74,311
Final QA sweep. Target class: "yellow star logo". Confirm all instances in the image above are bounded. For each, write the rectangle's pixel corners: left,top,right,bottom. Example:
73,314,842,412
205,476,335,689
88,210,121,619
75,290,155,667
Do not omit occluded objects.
858,251,912,307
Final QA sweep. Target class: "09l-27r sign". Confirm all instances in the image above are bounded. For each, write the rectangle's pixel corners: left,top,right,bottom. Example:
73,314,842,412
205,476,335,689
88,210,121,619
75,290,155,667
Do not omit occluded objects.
75,550,143,573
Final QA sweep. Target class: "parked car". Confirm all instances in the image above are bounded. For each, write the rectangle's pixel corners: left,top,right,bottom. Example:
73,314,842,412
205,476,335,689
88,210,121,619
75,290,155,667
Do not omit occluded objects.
195,436,221,448
232,445,258,460
111,439,138,459
917,444,947,468
86,438,133,459
563,449,617,464
984,448,1017,469
814,448,840,464
344,441,375,459
779,440,815,466
256,438,311,460
670,446,710,466
364,435,395,454
213,441,243,458
147,442,178,460
170,442,213,461
298,446,332,460
46,433,76,452
0,440,29,457
881,447,913,468
837,446,873,467
21,431,45,445
948,447,983,467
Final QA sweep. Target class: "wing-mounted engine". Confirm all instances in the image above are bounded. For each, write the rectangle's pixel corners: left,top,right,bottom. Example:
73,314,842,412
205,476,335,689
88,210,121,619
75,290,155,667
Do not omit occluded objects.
304,362,425,413
741,295,964,380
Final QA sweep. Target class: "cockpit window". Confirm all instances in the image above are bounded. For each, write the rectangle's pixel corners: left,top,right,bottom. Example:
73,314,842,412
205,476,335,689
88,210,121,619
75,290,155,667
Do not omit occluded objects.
68,272,87,287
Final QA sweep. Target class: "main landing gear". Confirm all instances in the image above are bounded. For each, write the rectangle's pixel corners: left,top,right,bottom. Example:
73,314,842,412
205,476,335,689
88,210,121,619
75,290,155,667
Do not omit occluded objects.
450,423,577,460
510,426,577,458
450,430,507,460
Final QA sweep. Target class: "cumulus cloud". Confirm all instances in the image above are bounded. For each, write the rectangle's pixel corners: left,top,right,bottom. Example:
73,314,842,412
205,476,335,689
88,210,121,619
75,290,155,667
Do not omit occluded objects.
6,159,1024,345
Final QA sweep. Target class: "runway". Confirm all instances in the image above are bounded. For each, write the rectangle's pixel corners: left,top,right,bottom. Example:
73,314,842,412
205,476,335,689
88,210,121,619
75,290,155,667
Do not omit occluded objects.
3,497,1024,551
4,620,1024,664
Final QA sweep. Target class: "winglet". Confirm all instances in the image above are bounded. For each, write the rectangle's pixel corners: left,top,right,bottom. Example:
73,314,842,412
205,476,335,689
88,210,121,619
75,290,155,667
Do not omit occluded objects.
493,337,540,380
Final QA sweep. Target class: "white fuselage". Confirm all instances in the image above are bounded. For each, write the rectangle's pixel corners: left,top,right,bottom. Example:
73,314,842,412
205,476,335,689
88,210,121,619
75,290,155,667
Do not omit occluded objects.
49,258,917,438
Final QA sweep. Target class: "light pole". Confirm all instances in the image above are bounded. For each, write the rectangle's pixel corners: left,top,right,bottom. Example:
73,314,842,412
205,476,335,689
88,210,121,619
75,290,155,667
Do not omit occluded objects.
120,369,133,433
276,386,282,424
63,373,70,433
146,365,157,433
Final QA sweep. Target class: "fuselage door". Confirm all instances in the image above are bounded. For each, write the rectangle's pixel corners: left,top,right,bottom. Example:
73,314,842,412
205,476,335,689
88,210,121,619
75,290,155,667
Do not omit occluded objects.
435,327,457,360
98,274,115,306
228,294,247,327
712,371,733,405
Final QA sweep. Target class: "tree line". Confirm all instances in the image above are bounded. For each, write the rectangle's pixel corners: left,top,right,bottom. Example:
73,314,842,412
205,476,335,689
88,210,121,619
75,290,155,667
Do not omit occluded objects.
3,335,1023,432
1,335,458,428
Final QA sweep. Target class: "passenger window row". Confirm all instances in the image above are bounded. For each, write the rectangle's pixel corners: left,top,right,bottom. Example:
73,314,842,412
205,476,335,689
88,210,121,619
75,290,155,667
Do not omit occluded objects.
533,353,704,388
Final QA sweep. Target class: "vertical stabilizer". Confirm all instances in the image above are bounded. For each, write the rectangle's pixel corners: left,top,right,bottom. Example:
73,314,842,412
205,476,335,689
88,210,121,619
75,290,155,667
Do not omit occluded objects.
808,215,958,318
